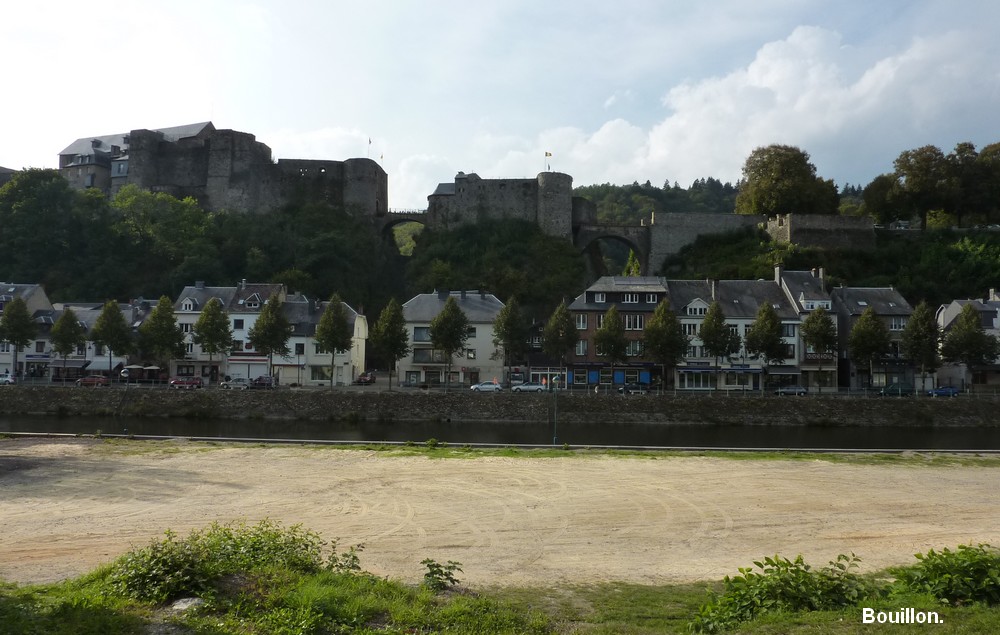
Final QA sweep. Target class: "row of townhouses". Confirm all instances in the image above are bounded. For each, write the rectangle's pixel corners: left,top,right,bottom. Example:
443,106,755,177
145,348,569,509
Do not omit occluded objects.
396,268,999,392
0,280,367,386
0,268,997,390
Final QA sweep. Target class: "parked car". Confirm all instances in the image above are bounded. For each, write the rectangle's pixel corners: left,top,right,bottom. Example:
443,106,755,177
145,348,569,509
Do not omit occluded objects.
617,382,649,395
219,377,251,390
512,381,546,393
75,375,108,387
879,383,914,396
774,384,808,396
169,376,204,390
0,373,16,385
352,371,376,385
927,385,961,398
251,376,277,389
470,381,503,392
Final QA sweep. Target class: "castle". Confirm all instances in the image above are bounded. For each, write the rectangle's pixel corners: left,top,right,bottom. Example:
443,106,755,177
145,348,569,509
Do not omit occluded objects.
58,122,875,273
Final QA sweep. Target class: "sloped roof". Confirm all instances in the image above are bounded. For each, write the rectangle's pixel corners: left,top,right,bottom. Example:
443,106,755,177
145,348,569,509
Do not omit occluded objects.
781,270,830,305
283,295,360,336
831,287,912,316
403,290,504,323
60,122,214,157
717,280,798,320
664,280,712,312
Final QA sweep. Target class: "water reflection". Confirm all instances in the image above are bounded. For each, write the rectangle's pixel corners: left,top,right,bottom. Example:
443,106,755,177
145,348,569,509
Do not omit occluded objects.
2,416,999,450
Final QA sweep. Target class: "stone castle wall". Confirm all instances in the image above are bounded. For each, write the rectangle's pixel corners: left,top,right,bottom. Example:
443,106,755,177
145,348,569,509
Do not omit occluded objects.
125,128,386,216
647,213,764,271
766,214,875,250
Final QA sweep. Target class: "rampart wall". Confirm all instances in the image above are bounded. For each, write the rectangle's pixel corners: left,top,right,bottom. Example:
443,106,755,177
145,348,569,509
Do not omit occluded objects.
766,214,875,250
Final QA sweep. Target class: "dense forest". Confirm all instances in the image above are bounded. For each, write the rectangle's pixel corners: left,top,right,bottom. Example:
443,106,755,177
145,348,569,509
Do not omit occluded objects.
4,133,1000,324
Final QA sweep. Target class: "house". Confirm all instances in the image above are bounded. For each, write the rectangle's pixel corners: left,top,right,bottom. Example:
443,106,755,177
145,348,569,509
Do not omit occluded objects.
0,283,55,378
399,290,504,387
274,293,367,387
935,293,1000,388
46,300,152,382
775,266,837,389
831,286,913,390
173,280,284,382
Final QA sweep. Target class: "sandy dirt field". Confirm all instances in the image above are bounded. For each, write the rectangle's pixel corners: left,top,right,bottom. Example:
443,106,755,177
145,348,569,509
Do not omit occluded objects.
1,437,999,589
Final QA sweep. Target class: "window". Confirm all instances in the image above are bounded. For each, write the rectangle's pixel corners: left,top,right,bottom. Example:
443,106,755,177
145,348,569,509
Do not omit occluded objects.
76,344,86,355
623,293,639,303
295,343,305,355
890,316,907,331
413,327,432,342
466,349,476,359
575,314,587,329
413,349,446,363
781,324,796,337
596,314,604,329
683,323,700,336
35,341,45,353
594,292,606,303
688,305,707,316
0,343,8,353
625,314,644,331
233,319,244,330
575,340,587,356
182,300,195,311
94,344,105,356
181,323,191,333
646,293,657,303
314,343,323,354
466,327,477,338
176,365,194,376
626,340,643,357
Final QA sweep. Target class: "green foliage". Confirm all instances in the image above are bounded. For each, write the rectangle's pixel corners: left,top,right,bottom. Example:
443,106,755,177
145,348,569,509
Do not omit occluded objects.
941,303,1000,370
847,307,891,380
315,294,354,389
643,301,689,386
369,298,410,387
430,296,469,391
593,305,628,368
421,558,463,592
542,300,578,365
249,295,293,371
902,300,941,378
192,297,233,360
734,145,838,216
689,554,882,633
50,306,86,361
137,295,185,367
493,296,530,370
744,303,786,369
0,297,37,373
90,300,133,361
406,219,585,317
105,520,329,603
700,301,741,383
896,543,1000,606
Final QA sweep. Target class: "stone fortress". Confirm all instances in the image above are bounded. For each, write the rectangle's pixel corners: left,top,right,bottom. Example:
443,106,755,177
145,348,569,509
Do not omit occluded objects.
59,122,875,274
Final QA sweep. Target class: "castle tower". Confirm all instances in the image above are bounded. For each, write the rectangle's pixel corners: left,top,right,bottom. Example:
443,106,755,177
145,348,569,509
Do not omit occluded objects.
536,171,573,239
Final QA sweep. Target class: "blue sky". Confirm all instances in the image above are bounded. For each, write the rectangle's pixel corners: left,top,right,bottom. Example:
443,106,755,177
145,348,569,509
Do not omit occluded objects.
4,1,999,209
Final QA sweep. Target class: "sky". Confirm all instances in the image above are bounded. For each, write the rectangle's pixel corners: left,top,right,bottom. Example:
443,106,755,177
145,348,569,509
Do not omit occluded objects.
3,1,1000,209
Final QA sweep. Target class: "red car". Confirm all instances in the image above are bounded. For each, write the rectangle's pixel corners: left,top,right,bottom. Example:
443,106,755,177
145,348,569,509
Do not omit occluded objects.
169,377,204,390
76,375,109,387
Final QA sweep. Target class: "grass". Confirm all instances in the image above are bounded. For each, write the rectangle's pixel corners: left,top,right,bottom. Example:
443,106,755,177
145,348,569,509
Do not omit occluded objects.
69,436,1000,468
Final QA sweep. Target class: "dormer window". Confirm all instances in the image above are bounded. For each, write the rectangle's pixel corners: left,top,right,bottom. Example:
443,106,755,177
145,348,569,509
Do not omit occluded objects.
594,292,606,303
182,300,196,311
645,293,657,303
623,293,639,303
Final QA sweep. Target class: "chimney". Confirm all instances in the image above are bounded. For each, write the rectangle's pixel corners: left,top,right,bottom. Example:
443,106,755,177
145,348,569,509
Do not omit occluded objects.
774,264,783,284
710,279,716,301
240,278,247,290
461,290,467,300
195,280,205,289
437,289,448,300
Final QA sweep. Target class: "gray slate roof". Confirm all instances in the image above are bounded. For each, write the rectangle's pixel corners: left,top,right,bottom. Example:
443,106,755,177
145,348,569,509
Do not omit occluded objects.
60,122,213,157
781,270,830,306
831,287,912,316
403,290,504,323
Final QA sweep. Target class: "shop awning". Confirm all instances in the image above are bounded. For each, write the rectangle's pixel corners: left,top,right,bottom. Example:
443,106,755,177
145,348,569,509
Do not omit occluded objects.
49,359,91,369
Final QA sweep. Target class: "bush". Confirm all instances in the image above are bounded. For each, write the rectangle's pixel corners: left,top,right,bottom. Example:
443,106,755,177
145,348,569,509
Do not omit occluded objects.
422,559,462,592
105,520,334,603
896,543,1000,606
689,553,882,633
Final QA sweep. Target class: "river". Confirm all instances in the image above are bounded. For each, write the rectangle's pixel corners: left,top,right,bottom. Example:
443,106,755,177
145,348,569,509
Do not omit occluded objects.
2,416,999,450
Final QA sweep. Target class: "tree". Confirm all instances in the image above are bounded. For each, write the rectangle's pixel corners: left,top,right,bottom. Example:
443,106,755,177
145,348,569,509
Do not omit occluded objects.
862,174,903,224
50,307,86,381
893,145,948,229
0,297,37,377
847,307,891,389
542,300,578,370
248,295,293,377
593,305,628,387
315,293,354,390
622,250,642,276
90,300,133,378
941,303,1000,388
699,301,741,390
642,301,689,390
800,306,838,393
734,145,839,216
369,298,410,391
492,297,530,387
139,296,186,373
192,298,234,374
901,301,940,391
429,296,469,392
744,303,786,392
